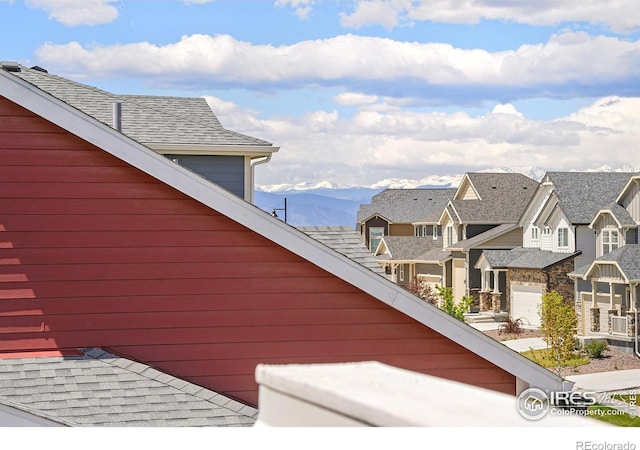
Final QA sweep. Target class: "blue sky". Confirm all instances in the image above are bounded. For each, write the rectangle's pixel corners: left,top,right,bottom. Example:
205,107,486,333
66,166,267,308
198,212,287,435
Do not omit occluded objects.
2,0,640,190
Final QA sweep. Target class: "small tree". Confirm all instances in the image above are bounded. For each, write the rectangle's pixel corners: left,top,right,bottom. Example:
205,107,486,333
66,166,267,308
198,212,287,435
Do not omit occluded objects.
406,278,438,305
435,285,472,322
539,290,577,376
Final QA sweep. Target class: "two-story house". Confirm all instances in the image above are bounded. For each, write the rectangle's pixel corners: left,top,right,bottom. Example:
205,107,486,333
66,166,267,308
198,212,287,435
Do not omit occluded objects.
481,172,636,327
569,175,640,352
8,62,277,203
438,173,538,309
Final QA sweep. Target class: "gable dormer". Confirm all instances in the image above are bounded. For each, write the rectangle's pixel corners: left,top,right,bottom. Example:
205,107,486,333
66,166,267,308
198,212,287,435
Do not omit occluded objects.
589,206,637,257
454,174,481,200
616,176,640,223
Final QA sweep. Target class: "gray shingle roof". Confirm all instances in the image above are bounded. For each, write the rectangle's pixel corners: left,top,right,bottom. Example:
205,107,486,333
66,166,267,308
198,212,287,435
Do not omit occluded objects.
593,202,637,227
10,65,272,148
356,188,456,224
299,226,386,276
451,173,538,223
582,244,640,281
376,236,447,262
0,348,258,427
546,172,638,224
448,223,518,251
480,247,580,270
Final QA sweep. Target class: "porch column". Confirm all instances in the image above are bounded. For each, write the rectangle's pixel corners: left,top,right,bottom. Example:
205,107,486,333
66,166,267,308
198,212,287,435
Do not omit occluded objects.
609,282,615,309
628,282,637,338
591,280,597,307
492,270,500,293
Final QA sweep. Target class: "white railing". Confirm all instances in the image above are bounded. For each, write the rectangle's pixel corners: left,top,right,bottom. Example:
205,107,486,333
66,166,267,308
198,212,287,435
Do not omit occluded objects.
611,315,627,335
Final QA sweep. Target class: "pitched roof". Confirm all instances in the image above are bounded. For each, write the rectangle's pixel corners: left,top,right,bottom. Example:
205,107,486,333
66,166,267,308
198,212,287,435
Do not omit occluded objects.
449,173,538,223
545,172,638,224
9,64,274,150
0,66,570,397
479,247,580,270
576,244,640,282
448,223,518,251
589,202,637,228
357,188,456,224
299,226,386,276
0,348,257,427
375,236,446,262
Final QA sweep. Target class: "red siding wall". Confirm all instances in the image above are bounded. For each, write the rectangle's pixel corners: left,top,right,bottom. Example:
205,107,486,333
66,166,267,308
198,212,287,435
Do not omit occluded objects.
0,97,515,405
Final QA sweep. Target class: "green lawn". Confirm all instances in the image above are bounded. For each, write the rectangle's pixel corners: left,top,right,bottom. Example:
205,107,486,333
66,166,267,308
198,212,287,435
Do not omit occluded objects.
520,348,589,368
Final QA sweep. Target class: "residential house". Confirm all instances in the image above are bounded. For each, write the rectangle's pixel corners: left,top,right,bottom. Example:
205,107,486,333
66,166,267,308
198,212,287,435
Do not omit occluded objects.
0,62,569,413
438,173,538,307
569,175,640,351
356,188,456,252
490,172,638,327
5,62,277,203
0,348,258,426
356,188,455,286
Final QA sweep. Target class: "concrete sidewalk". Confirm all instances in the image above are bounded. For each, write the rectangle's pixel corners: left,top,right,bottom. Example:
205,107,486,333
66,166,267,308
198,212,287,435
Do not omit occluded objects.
567,369,640,392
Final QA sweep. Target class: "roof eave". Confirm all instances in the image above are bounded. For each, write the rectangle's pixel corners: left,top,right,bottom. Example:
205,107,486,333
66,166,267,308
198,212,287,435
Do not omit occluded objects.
150,143,279,157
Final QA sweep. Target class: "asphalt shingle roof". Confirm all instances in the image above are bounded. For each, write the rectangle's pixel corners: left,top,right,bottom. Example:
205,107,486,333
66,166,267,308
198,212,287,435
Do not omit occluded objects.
0,348,258,427
480,247,580,270
448,223,518,251
581,244,640,281
546,172,638,224
451,173,539,223
356,188,456,224
376,236,447,262
299,226,386,276
10,65,272,147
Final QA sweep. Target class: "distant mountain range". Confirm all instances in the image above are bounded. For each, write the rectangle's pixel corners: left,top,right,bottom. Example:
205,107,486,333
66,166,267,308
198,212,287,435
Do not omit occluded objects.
255,165,639,227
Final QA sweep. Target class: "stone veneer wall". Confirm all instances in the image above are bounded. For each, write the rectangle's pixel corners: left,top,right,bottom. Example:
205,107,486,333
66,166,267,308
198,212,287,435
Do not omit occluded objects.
506,258,577,314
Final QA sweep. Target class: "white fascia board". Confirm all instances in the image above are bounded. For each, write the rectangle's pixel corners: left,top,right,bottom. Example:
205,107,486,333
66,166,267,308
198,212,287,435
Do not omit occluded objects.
150,143,279,157
0,69,567,394
615,176,640,204
588,210,623,230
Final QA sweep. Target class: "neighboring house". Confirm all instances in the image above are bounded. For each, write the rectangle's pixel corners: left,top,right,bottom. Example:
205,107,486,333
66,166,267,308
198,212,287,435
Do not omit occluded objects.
299,226,387,277
356,188,456,253
438,173,538,305
507,172,638,328
0,63,569,407
569,175,640,351
4,62,277,203
374,236,444,287
0,348,257,427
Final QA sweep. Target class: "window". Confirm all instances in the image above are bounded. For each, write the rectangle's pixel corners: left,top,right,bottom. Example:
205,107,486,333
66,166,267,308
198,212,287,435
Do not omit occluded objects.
433,225,439,240
446,225,454,247
557,227,569,248
398,264,405,282
369,227,384,253
531,226,539,241
602,229,619,254
414,225,426,237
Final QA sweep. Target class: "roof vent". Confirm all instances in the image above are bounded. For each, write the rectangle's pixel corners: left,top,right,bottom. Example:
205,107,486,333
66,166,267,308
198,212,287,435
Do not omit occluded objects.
0,61,21,72
112,102,122,132
30,65,48,73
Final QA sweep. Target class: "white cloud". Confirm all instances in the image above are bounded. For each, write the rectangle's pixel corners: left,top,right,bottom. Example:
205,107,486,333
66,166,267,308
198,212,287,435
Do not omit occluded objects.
206,94,640,188
35,32,640,102
333,92,379,106
275,0,316,20
22,0,119,26
339,0,640,33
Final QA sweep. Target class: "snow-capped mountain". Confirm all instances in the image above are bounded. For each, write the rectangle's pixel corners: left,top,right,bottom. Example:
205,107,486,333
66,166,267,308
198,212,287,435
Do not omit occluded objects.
255,165,640,227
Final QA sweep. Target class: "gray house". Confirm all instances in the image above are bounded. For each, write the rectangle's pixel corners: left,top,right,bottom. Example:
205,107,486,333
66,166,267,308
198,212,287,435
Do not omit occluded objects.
502,172,639,328
8,63,278,203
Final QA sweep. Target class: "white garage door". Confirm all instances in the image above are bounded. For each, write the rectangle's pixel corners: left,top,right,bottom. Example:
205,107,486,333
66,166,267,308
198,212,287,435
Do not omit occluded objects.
511,284,543,327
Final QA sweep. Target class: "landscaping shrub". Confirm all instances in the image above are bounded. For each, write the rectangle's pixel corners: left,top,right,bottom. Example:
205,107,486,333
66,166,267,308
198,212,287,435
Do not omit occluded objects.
584,340,609,359
498,317,523,336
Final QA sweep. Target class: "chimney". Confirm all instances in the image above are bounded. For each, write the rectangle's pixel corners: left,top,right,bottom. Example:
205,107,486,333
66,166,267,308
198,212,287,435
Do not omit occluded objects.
112,102,122,132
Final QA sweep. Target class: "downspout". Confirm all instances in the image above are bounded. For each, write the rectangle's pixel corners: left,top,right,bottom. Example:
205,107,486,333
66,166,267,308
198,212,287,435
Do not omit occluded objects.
249,155,271,204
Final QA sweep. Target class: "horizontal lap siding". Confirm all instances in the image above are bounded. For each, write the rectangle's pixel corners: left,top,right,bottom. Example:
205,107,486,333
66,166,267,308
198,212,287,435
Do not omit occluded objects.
0,97,515,405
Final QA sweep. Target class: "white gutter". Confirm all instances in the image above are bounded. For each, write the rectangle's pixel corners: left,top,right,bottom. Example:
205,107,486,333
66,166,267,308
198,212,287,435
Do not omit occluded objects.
248,154,272,204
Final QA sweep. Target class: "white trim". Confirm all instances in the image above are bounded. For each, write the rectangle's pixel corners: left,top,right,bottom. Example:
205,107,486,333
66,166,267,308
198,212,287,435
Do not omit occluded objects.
0,68,568,394
589,209,623,229
615,176,640,204
150,142,278,156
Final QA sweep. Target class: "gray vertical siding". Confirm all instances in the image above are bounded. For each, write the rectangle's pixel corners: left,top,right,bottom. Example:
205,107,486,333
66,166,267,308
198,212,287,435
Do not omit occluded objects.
575,225,596,270
166,155,245,198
